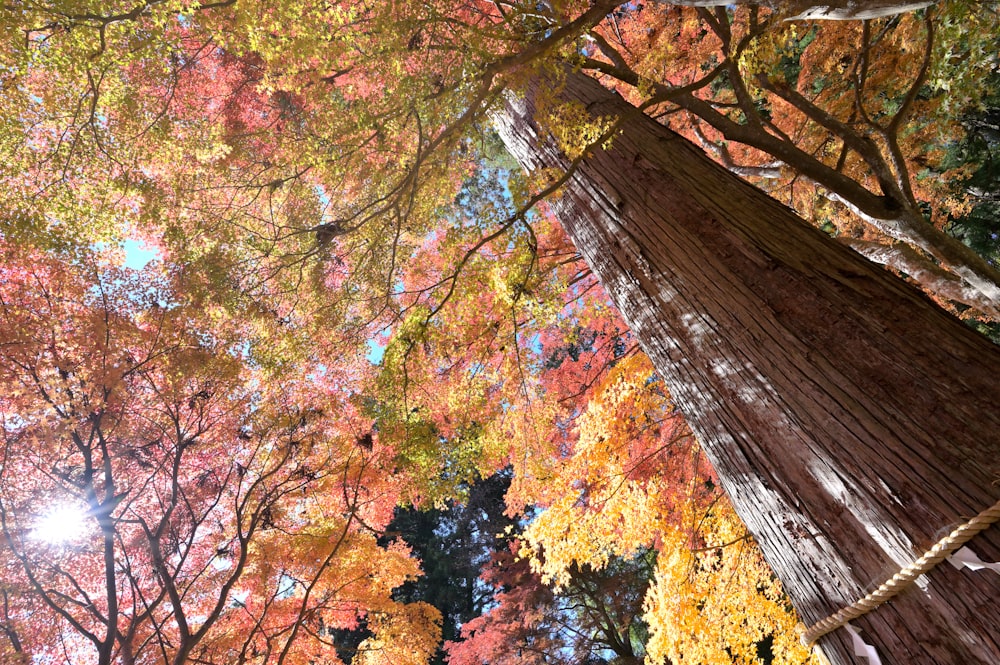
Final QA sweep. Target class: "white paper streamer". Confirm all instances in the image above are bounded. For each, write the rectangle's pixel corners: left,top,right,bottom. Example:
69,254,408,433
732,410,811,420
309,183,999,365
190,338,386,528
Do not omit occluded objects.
948,546,1000,574
845,623,882,665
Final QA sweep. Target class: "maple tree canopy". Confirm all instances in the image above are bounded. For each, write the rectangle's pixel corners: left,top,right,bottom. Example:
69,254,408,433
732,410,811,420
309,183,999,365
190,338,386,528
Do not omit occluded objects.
0,1,998,665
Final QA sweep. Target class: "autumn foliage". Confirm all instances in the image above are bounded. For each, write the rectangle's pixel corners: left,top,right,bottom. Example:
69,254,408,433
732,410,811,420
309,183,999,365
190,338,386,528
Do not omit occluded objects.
0,243,443,665
0,0,997,664
578,2,1000,318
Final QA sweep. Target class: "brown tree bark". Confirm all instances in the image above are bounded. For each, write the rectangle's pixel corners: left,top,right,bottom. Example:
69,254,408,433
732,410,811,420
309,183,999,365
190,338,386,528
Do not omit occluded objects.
493,69,1000,665
581,41,1000,316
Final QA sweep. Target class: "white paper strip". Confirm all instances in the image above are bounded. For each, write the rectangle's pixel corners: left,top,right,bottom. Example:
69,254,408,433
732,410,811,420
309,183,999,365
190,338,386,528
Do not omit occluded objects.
845,623,882,665
948,546,1000,574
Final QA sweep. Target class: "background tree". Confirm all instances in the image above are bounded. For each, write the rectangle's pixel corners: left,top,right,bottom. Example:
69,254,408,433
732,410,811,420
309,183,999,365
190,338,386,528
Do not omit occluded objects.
942,70,1000,337
447,543,655,665
382,473,517,664
0,243,440,665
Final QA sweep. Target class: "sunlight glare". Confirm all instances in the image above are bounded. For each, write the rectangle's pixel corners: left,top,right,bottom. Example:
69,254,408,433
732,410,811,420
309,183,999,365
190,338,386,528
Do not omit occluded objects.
32,503,89,544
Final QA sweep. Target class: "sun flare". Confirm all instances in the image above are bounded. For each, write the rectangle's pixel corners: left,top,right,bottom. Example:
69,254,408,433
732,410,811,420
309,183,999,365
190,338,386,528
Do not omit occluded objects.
32,503,89,544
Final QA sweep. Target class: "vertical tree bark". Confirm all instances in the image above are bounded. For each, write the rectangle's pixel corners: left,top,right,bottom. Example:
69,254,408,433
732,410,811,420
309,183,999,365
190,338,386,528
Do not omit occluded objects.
493,70,1000,665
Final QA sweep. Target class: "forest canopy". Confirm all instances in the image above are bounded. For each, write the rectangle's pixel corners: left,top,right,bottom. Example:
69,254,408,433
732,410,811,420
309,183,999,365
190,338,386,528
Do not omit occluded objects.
0,1,998,664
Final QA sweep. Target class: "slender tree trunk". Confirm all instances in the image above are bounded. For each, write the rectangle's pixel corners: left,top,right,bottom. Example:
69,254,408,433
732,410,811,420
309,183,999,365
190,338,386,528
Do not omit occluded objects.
841,238,1000,317
493,69,1000,665
661,0,934,20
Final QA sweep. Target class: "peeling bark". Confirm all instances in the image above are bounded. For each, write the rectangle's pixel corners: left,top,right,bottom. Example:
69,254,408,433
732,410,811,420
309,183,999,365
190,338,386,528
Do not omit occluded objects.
493,69,1000,665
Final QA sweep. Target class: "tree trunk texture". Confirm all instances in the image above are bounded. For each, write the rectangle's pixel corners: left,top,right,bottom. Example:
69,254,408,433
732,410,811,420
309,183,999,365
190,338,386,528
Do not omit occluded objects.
585,49,1000,315
661,0,934,20
493,69,1000,665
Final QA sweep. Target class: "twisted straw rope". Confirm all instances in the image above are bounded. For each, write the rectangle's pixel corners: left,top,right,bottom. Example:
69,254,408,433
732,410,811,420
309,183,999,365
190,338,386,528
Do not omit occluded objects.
800,497,1000,645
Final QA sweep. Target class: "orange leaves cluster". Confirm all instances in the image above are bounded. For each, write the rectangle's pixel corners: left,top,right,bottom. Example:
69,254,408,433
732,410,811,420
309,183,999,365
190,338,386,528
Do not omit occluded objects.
353,601,443,665
517,354,695,579
0,241,443,664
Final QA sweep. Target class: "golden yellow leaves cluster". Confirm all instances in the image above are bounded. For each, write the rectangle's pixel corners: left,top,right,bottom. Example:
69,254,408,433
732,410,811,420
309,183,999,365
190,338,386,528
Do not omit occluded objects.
643,505,814,665
516,354,817,665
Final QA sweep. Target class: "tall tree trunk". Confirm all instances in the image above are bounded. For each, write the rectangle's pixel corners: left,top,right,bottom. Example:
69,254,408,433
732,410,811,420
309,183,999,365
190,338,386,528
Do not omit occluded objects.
493,69,1000,665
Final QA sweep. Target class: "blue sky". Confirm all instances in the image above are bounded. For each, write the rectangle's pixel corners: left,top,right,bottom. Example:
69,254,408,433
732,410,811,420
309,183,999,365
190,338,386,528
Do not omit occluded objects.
123,239,158,270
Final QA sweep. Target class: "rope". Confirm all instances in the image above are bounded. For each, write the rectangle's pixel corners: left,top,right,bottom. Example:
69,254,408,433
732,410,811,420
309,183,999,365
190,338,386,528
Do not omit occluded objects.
800,497,1000,645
